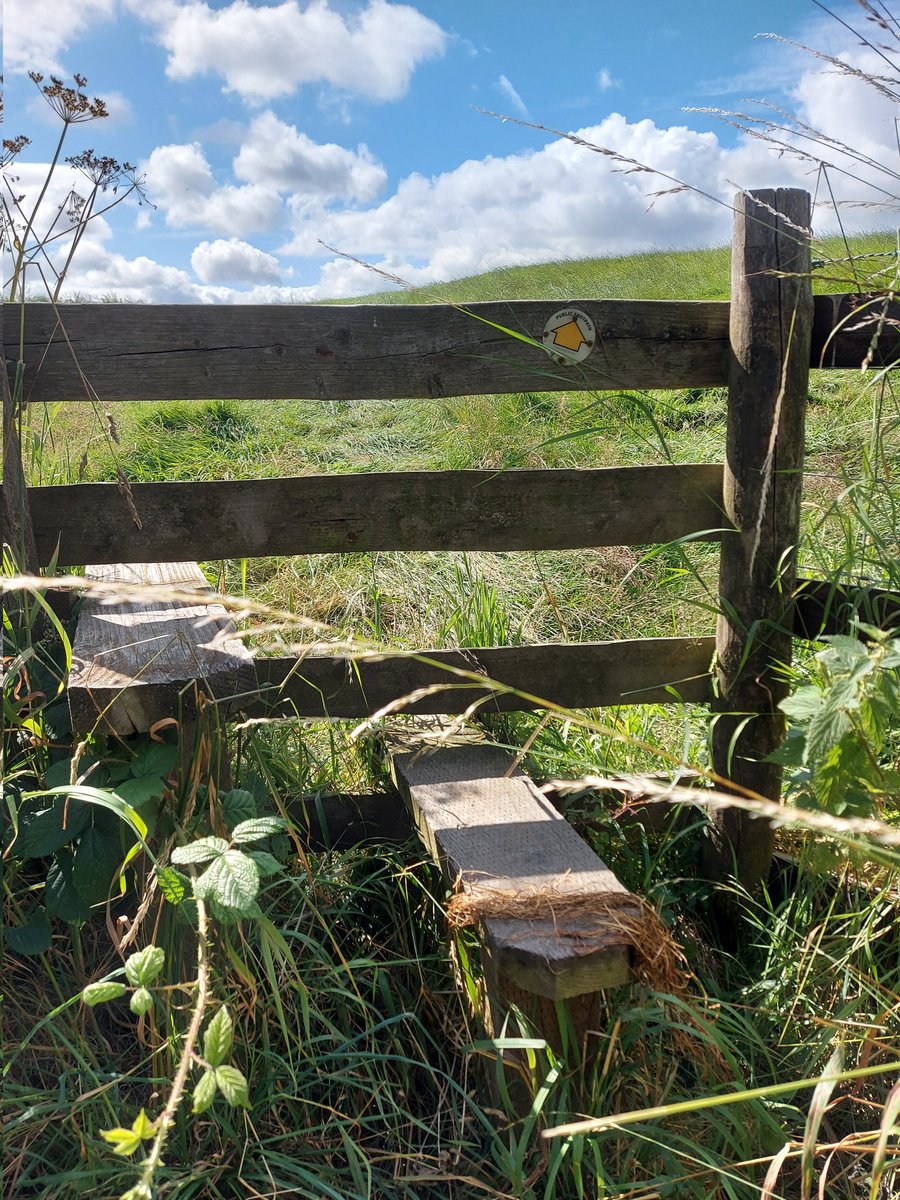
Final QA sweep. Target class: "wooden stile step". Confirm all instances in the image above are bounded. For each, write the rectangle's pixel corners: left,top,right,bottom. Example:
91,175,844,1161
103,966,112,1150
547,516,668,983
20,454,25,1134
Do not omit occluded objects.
69,562,257,736
390,736,638,1001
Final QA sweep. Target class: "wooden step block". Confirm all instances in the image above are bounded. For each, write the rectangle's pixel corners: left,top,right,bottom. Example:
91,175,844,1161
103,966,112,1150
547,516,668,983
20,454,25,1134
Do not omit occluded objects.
69,562,257,736
390,738,638,1000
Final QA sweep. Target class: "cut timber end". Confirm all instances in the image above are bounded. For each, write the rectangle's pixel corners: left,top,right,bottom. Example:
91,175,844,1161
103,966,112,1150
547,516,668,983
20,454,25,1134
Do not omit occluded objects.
68,562,257,736
390,741,637,1000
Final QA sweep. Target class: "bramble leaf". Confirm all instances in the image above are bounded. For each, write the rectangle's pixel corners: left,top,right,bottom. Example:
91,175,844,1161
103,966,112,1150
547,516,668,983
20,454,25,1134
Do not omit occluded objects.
171,837,228,865
221,788,257,830
231,817,286,844
215,1065,250,1108
124,945,165,987
5,909,53,956
192,1068,218,1114
203,1005,233,1068
83,980,127,1006
194,850,260,914
130,986,154,1016
157,865,190,904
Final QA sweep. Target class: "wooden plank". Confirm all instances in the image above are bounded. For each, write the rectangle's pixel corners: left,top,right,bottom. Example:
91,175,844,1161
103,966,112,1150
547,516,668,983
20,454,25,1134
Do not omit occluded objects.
68,636,712,730
15,463,725,566
11,299,732,403
69,562,257,736
283,792,412,849
390,740,638,999
248,636,715,719
706,188,814,891
811,292,900,369
792,576,900,639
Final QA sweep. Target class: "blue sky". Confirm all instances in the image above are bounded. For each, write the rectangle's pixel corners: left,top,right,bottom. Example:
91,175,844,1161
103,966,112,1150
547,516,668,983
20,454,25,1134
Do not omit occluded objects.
4,1,898,301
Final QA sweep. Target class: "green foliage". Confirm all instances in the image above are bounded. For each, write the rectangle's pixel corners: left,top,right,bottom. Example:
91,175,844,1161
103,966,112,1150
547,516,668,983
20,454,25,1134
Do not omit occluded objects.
99,1109,156,1158
777,629,900,824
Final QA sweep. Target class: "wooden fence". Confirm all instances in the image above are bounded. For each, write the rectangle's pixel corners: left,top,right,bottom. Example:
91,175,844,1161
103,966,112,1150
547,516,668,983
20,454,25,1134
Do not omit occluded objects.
5,186,900,886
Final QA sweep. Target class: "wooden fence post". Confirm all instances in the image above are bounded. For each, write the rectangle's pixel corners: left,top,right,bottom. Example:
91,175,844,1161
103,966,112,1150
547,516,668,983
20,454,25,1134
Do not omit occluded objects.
704,188,813,890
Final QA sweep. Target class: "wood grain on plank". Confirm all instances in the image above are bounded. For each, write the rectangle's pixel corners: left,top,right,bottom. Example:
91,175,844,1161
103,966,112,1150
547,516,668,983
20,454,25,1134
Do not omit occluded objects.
69,562,257,735
12,299,732,402
391,741,637,998
17,463,726,565
811,292,900,369
248,636,715,719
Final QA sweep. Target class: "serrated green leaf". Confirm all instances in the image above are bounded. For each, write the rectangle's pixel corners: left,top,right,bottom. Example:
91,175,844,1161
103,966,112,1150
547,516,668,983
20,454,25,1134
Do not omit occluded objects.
806,694,852,768
221,789,257,830
72,826,124,906
231,817,286,844
83,980,127,1006
15,795,91,858
115,776,167,808
203,1005,233,1068
5,909,53,956
129,742,178,779
779,686,823,723
156,866,190,904
99,1127,142,1156
171,837,228,865
192,1069,218,1114
248,850,283,877
194,850,260,914
214,1065,250,1108
130,986,154,1016
45,854,92,922
125,945,165,987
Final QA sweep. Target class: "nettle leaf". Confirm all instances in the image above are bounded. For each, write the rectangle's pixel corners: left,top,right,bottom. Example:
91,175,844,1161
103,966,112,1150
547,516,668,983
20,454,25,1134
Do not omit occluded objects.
780,686,823,723
203,1005,233,1067
130,986,155,1016
214,1065,250,1108
129,741,178,780
221,788,257,830
125,945,165,987
248,850,283,878
171,837,228,866
157,865,190,904
83,980,127,1006
6,909,53,956
194,850,260,914
15,795,92,858
231,817,287,844
45,854,92,922
192,1069,218,1114
806,695,852,768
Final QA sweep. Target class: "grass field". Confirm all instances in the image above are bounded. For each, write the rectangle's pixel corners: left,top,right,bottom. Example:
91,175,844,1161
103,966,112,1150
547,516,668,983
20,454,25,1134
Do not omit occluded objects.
6,233,900,1199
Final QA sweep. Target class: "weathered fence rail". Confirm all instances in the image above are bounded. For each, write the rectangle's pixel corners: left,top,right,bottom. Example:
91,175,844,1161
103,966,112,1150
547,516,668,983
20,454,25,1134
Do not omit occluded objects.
11,292,900,403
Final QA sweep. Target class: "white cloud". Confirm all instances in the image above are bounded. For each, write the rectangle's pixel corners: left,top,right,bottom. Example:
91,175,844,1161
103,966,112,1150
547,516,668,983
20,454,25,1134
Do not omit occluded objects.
143,142,283,234
497,75,528,117
597,68,621,91
279,115,796,282
127,0,446,104
4,0,116,74
233,112,386,202
191,237,282,283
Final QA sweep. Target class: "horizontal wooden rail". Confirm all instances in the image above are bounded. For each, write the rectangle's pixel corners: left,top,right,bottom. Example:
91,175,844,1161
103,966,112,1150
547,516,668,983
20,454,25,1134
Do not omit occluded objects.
7,294,896,405
11,299,731,401
248,637,714,718
69,637,714,730
15,464,725,565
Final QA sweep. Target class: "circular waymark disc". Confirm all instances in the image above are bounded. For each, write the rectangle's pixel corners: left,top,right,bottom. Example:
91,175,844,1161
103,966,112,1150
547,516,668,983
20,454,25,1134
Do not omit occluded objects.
541,307,596,365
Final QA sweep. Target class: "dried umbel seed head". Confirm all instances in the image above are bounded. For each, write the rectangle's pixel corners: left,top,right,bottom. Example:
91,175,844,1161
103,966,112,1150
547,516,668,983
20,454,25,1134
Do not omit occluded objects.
29,72,109,123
